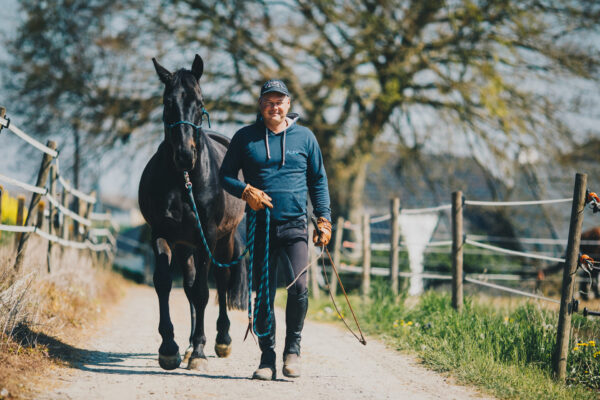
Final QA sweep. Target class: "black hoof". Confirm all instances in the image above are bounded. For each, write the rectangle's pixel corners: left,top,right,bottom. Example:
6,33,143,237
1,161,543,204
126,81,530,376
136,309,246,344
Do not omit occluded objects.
158,353,182,370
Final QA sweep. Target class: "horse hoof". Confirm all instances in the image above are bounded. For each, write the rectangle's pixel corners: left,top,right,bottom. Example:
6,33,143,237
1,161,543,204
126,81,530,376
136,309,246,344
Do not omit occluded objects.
187,356,208,370
215,343,232,358
158,353,182,370
183,346,193,364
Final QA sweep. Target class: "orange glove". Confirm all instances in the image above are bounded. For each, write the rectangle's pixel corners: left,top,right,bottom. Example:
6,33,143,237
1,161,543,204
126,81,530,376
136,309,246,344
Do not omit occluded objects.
313,217,332,246
241,184,273,211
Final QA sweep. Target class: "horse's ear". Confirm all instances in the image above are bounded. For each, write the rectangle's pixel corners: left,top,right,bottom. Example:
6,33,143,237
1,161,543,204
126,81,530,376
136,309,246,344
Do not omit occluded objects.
191,54,204,81
152,57,172,84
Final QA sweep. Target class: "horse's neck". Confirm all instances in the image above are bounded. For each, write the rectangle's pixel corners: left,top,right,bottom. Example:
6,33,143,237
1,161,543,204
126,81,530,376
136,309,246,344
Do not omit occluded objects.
190,134,219,195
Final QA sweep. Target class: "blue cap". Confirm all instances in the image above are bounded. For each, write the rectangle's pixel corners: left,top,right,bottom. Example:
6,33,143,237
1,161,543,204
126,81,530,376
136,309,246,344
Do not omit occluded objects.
260,79,289,97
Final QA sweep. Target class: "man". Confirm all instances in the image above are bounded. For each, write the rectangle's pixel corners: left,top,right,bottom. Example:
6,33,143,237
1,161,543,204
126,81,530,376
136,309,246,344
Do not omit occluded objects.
219,79,332,380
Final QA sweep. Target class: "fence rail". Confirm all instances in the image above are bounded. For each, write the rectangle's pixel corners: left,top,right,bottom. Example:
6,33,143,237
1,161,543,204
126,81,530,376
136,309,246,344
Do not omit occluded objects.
0,107,116,274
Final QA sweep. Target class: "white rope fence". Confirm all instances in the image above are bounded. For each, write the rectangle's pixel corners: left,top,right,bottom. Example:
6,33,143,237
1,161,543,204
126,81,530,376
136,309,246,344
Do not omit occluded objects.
54,159,96,204
402,203,452,214
465,277,561,304
45,193,92,226
0,173,47,194
0,223,111,251
0,110,114,255
0,116,58,157
465,198,572,207
465,238,565,263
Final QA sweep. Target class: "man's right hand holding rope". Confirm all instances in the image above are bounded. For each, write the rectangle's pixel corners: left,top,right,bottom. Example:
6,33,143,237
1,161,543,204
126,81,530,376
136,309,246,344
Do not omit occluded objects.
242,184,273,211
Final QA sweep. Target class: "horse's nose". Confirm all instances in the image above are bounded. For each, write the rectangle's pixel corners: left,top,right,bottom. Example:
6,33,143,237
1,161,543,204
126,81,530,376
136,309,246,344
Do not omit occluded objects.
174,150,195,171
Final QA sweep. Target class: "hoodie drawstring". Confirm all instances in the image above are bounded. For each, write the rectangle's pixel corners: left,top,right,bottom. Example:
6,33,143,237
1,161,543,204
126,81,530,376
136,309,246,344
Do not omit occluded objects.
265,127,271,160
265,127,287,167
281,129,286,166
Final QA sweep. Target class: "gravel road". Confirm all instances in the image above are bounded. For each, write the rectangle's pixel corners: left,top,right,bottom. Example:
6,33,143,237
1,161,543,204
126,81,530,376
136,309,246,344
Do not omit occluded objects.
40,285,491,400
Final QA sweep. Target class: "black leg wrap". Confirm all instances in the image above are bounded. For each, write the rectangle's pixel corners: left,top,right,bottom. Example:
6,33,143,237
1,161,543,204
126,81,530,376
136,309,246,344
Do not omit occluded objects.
284,289,308,356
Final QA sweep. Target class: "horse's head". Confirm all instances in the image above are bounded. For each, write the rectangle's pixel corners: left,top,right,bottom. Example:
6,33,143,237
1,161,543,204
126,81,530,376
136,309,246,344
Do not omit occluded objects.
152,55,206,171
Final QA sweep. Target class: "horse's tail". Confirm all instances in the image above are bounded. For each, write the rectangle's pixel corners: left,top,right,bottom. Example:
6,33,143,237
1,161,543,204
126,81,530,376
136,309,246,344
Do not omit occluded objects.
227,230,249,310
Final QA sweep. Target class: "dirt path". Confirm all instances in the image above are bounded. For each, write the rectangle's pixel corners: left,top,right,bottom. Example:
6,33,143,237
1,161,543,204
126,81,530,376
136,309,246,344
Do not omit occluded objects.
39,286,491,400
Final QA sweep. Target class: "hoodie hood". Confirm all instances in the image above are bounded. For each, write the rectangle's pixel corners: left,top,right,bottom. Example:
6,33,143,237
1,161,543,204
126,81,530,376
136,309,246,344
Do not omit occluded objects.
264,112,300,166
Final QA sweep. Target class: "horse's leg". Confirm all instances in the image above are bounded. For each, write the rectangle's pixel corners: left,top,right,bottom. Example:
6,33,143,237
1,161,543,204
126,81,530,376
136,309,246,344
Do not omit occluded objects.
182,299,196,364
153,237,181,370
213,233,235,358
179,246,210,370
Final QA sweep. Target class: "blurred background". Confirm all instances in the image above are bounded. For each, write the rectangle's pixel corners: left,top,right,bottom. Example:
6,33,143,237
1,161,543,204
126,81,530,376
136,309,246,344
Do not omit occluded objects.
1,0,600,284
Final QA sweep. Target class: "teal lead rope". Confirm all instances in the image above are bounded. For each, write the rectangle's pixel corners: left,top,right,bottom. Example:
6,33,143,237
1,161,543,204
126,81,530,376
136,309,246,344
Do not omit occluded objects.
248,208,272,338
183,171,272,341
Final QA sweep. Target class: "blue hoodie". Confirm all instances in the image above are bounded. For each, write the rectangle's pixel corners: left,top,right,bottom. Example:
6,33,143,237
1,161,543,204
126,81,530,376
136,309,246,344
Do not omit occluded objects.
219,113,331,223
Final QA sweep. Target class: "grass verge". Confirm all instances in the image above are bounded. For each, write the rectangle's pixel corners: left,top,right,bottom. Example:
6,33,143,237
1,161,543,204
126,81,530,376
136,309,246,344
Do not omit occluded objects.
0,237,129,400
304,281,599,400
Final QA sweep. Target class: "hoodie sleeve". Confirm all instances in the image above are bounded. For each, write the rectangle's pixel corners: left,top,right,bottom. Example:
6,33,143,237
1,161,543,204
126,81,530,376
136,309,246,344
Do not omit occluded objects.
219,131,247,198
306,131,332,222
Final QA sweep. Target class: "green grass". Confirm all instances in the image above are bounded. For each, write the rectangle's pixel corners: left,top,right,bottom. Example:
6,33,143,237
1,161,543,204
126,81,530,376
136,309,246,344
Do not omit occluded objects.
302,282,600,400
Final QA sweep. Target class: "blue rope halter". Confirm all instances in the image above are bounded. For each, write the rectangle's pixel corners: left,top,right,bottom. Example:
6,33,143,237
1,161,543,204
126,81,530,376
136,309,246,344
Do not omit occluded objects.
164,107,212,140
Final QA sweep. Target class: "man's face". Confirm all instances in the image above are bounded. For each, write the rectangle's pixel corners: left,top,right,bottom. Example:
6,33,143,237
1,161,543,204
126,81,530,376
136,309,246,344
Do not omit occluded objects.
259,92,290,127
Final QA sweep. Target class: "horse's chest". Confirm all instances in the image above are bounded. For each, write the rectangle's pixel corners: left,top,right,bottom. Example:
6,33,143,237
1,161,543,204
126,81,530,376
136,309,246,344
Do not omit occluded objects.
159,191,219,237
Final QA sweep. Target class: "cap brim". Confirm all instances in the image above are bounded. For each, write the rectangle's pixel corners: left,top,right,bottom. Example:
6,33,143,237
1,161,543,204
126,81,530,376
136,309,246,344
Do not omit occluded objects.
260,88,289,96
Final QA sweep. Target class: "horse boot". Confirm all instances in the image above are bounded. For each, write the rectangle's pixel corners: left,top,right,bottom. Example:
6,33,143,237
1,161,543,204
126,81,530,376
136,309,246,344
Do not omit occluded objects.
252,309,277,381
282,289,308,378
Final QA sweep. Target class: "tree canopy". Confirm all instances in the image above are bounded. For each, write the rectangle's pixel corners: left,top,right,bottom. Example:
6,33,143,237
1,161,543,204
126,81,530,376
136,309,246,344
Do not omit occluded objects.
5,0,600,215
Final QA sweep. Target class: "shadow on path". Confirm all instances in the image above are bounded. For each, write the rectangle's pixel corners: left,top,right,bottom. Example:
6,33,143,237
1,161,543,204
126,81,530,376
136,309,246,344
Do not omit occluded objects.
14,325,253,381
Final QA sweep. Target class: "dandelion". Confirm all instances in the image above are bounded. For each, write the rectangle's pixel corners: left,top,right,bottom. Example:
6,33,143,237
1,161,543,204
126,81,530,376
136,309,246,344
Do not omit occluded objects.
577,342,588,347
593,351,600,358
407,321,413,326
573,346,580,351
589,340,596,347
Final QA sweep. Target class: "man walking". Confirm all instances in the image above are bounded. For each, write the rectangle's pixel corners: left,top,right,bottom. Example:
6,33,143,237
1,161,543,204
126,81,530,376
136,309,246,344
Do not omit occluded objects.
219,79,332,380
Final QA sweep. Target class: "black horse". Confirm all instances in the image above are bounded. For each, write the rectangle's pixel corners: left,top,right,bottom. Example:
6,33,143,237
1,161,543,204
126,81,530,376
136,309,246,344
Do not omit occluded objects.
139,55,247,370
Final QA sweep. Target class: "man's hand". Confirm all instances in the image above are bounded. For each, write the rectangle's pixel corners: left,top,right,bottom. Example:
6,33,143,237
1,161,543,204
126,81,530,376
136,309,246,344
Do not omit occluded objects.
241,184,273,211
313,217,332,246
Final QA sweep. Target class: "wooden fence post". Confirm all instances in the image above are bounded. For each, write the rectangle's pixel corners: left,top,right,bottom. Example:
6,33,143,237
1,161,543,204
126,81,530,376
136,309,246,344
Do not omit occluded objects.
330,216,344,297
390,197,401,295
361,213,371,297
14,140,57,271
36,201,45,229
553,173,587,381
61,185,70,241
46,166,57,273
452,191,464,312
15,195,25,247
